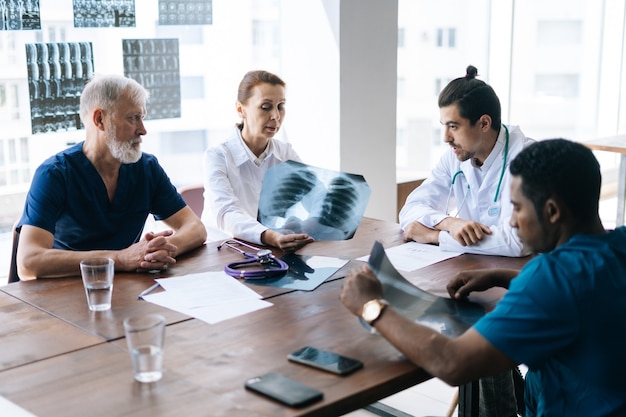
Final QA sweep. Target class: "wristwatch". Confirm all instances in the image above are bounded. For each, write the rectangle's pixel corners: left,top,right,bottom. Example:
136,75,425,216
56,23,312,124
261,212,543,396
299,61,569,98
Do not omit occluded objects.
361,299,389,326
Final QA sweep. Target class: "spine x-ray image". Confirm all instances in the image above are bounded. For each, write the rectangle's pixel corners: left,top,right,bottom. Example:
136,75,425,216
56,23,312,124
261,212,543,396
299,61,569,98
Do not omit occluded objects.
26,41,94,134
123,38,181,120
73,0,136,28
257,160,371,241
0,0,40,30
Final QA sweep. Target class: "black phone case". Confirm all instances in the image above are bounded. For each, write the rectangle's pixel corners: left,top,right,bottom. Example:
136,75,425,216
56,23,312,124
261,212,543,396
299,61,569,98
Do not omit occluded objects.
245,372,323,408
288,346,364,375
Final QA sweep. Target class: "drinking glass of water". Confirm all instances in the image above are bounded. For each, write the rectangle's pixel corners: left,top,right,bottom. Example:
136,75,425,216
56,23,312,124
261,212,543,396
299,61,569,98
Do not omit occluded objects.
80,257,114,311
123,314,166,383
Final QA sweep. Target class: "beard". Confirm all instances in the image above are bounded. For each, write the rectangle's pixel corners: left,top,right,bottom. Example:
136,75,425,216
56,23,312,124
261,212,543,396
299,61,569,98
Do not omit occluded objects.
105,128,142,164
451,145,474,162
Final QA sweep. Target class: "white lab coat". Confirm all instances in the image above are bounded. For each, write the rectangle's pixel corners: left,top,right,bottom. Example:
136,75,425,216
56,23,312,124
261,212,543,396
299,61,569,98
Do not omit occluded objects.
399,125,533,257
201,127,301,244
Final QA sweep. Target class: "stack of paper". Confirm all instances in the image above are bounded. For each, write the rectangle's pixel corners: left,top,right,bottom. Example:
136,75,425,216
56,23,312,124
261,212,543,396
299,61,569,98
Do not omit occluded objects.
142,272,272,324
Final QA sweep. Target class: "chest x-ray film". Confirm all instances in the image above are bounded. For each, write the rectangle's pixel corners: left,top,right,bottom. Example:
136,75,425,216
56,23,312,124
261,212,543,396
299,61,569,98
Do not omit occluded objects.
258,160,371,240
366,241,485,337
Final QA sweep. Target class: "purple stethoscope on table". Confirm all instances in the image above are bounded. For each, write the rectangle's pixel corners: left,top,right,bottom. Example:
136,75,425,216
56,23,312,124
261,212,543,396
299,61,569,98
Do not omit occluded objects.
217,239,289,279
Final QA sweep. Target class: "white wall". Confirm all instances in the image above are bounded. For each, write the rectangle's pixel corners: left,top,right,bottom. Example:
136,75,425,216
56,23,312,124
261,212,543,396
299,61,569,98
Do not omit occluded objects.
282,0,341,169
339,0,398,222
282,0,398,222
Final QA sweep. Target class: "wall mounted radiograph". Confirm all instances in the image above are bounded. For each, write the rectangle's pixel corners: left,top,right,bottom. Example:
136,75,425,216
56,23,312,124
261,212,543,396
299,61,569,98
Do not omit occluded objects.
73,0,135,28
123,38,181,120
158,0,212,26
0,0,41,30
257,160,371,241
26,42,94,134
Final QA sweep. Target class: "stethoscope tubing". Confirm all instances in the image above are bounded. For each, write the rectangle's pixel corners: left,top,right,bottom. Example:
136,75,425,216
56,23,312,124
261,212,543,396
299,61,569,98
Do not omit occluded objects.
218,239,289,279
444,125,509,217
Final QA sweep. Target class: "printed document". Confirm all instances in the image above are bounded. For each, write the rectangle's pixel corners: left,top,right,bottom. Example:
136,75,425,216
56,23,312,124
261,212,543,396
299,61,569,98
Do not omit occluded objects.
358,241,462,272
143,272,272,324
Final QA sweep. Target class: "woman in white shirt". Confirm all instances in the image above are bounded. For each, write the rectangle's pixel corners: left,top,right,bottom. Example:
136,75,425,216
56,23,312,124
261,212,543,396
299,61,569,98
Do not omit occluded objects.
201,70,314,251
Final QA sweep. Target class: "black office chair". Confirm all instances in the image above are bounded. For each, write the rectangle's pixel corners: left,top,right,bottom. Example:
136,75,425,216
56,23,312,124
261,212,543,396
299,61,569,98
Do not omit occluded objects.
8,221,20,283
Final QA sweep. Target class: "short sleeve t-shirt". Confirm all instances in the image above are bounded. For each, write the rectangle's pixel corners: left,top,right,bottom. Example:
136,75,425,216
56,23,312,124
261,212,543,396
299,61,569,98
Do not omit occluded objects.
474,227,626,416
19,142,186,251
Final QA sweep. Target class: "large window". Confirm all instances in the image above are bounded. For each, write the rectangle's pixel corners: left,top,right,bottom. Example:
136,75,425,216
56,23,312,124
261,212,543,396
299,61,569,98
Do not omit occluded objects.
0,137,29,188
0,82,19,119
0,0,625,232
537,20,583,45
0,0,289,239
436,28,456,48
534,74,580,98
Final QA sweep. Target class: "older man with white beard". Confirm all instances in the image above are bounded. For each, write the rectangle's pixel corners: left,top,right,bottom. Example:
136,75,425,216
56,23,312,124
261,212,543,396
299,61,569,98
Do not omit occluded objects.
16,74,206,280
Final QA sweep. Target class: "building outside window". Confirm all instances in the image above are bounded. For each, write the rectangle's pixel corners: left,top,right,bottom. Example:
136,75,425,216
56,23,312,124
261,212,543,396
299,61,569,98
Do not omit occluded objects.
436,27,456,48
0,0,625,280
397,0,623,229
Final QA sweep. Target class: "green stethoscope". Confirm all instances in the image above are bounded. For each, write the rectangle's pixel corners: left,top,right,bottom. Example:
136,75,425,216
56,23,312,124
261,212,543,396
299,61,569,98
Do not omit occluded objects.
445,125,509,217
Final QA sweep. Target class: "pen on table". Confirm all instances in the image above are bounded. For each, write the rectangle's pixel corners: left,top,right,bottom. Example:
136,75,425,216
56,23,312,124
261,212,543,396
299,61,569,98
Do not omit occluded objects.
137,282,160,300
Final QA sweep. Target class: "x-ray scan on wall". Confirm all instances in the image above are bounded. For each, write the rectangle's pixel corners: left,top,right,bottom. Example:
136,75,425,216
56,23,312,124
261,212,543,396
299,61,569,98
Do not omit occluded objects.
123,38,181,120
1,0,41,30
257,160,371,241
73,0,135,28
158,0,212,26
26,42,94,134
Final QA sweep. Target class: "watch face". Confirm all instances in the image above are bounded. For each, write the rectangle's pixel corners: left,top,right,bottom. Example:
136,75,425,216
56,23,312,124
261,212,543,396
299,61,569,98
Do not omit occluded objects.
362,300,381,323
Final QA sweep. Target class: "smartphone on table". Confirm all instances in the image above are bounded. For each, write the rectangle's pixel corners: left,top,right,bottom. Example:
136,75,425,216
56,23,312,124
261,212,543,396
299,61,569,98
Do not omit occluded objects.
287,346,363,375
244,372,323,407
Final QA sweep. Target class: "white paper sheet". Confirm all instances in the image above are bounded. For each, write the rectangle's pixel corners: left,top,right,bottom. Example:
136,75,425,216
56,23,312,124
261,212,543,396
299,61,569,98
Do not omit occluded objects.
357,242,462,272
0,396,38,417
303,256,349,269
142,272,272,324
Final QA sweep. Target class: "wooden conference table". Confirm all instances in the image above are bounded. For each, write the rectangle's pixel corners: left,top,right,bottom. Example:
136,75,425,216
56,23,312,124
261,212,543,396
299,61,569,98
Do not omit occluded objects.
0,218,528,417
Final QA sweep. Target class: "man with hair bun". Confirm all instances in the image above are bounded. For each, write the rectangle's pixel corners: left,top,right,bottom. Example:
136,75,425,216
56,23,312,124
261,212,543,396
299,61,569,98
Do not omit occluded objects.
400,65,533,258
398,66,534,416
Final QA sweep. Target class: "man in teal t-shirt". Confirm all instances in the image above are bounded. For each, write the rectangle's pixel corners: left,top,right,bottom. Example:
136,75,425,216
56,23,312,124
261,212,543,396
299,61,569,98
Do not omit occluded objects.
341,139,626,416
